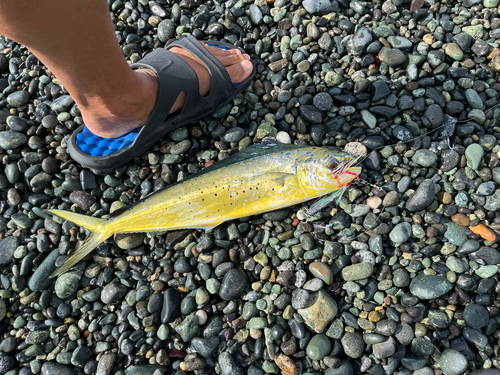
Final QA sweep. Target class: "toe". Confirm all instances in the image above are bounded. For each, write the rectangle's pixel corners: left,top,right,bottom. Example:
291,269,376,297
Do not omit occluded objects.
204,44,242,55
226,60,254,84
217,53,250,67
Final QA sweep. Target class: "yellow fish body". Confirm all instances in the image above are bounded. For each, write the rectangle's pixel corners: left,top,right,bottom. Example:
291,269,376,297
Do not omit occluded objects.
48,142,361,277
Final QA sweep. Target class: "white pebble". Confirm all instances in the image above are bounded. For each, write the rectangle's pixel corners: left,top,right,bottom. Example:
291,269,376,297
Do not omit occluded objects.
276,131,291,144
196,309,208,325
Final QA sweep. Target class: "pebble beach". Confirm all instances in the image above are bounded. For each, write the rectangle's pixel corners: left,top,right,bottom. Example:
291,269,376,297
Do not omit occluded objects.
1,0,500,374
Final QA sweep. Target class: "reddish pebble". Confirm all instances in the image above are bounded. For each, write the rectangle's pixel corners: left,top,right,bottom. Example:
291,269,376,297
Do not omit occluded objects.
406,82,419,92
191,244,200,257
169,349,186,358
470,224,497,242
292,218,300,226
451,213,470,227
275,354,299,375
436,191,453,204
204,160,215,168
426,227,438,238
410,0,424,11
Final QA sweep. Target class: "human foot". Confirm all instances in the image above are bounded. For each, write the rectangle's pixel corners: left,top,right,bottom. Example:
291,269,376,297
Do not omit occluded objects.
78,42,253,139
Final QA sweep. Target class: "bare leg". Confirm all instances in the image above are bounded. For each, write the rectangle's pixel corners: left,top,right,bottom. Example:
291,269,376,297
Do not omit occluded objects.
0,0,253,138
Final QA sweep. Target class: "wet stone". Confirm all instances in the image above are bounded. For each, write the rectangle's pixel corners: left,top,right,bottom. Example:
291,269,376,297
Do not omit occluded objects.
412,150,437,167
409,274,453,299
28,249,59,291
389,222,412,243
0,236,19,267
101,282,128,304
302,0,339,14
405,179,435,212
175,313,199,342
219,269,247,300
325,360,354,375
0,131,28,150
439,349,468,375
341,263,373,281
371,80,390,101
378,47,407,66
309,262,333,284
306,333,331,360
313,92,333,111
191,336,220,357
96,353,117,375
0,356,15,374
464,304,489,329
218,352,244,375
51,95,74,112
54,268,82,299
7,90,30,107
341,331,364,358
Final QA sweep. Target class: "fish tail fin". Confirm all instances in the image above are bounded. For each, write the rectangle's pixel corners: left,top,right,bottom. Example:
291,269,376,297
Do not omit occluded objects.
47,209,106,231
47,210,114,278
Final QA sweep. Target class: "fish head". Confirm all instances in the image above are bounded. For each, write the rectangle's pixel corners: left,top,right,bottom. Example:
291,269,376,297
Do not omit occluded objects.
296,151,361,194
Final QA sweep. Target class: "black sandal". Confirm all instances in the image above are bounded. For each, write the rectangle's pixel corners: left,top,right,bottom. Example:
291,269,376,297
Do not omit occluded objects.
68,35,255,170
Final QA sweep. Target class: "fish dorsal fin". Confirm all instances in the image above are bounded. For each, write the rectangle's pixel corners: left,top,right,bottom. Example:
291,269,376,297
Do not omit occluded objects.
203,141,312,172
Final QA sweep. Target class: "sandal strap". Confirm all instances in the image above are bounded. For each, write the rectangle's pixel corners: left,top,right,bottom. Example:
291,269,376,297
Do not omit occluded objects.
129,35,237,146
167,36,234,115
129,48,199,145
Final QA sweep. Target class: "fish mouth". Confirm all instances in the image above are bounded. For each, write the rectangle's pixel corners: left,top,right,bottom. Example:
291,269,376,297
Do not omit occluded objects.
325,155,361,186
326,155,360,174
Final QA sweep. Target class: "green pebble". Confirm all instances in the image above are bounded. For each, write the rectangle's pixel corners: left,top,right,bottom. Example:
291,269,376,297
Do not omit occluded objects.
484,0,499,7
67,325,81,341
180,296,196,315
297,60,310,72
476,265,498,278
262,360,279,373
361,110,377,129
157,324,169,340
256,298,268,311
243,302,259,320
254,252,268,266
195,287,210,305
248,317,267,329
306,334,331,360
324,71,342,87
24,344,44,357
290,35,302,50
206,278,220,294
283,305,295,319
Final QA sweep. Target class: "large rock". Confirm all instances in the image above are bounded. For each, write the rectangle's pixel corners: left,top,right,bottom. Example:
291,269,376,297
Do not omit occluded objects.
298,289,337,333
409,274,453,299
405,179,436,212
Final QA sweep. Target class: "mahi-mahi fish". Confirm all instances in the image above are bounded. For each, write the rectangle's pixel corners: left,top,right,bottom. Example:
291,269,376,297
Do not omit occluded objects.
48,142,361,277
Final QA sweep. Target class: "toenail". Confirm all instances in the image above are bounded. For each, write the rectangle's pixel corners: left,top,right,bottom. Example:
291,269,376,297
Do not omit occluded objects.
244,54,250,60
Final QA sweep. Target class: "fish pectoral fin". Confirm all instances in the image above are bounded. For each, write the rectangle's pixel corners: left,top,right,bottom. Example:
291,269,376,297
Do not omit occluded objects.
258,172,293,187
